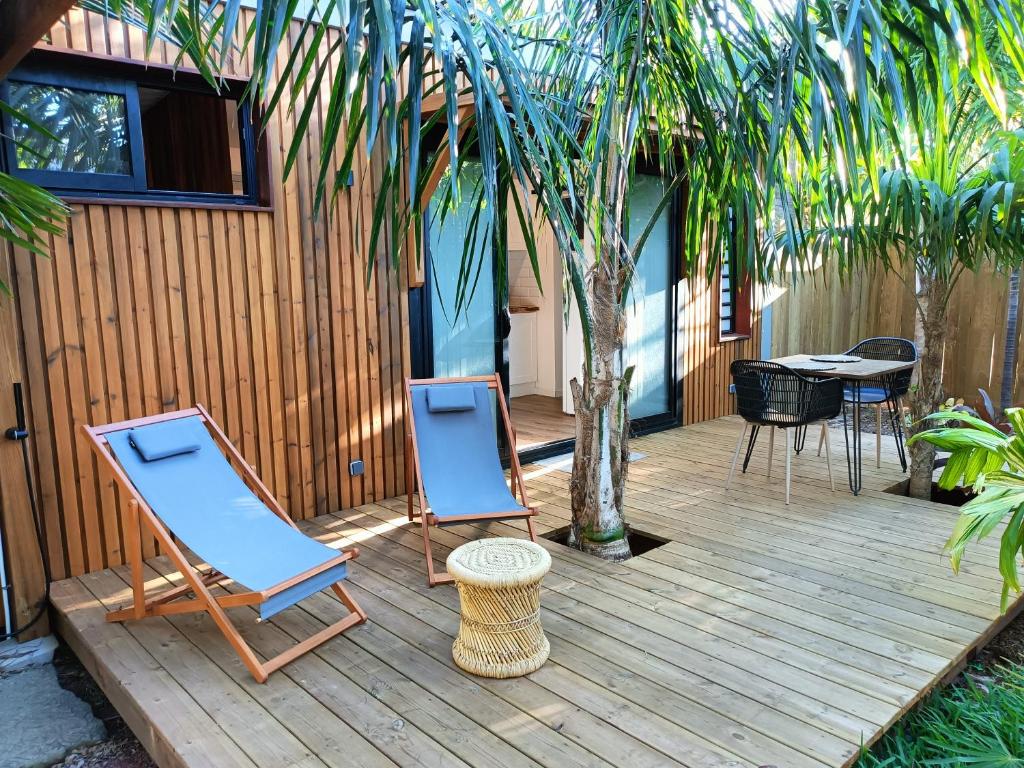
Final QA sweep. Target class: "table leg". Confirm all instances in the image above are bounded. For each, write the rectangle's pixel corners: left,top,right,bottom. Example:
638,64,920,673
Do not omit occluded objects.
741,424,760,473
842,381,863,495
883,375,908,472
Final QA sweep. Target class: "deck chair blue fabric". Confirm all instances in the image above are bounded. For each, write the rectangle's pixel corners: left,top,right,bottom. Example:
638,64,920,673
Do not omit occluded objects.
106,416,348,621
84,406,366,683
405,376,538,586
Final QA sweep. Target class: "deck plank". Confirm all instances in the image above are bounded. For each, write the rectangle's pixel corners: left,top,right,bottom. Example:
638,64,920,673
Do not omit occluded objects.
50,418,1024,768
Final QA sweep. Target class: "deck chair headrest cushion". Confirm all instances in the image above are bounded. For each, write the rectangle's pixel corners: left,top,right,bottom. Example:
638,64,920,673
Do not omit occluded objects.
128,419,203,462
425,384,478,413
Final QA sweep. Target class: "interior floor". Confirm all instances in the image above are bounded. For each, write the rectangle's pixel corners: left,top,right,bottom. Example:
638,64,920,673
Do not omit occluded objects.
511,395,575,452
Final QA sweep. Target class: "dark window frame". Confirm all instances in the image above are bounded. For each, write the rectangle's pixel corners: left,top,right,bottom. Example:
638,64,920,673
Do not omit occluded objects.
0,51,266,208
719,206,752,340
1,67,147,193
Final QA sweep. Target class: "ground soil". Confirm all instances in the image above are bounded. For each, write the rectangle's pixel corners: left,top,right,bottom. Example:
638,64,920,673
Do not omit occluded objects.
50,643,155,768
975,611,1024,672
826,406,899,436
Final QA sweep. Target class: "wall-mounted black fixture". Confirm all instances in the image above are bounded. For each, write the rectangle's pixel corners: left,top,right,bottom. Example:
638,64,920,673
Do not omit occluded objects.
5,382,28,440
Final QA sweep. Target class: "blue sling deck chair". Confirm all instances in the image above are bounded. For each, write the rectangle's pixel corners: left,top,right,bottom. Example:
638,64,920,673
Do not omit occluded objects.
82,405,366,683
405,375,538,586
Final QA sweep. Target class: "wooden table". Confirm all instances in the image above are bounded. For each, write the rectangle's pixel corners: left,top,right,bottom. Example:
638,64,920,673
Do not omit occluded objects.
770,354,917,494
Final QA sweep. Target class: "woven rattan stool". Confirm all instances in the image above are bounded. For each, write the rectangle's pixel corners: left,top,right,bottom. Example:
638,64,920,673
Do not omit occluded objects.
447,537,551,678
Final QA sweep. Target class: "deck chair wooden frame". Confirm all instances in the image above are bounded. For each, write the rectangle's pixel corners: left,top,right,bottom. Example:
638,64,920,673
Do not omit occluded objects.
82,404,367,683
404,375,538,586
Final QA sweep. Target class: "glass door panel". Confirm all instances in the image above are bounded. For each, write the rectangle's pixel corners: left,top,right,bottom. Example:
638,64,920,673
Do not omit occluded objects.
425,162,500,378
624,173,673,420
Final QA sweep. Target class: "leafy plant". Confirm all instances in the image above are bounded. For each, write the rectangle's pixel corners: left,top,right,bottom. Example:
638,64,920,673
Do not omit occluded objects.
857,664,1024,767
776,8,1024,501
910,409,1024,610
0,100,68,295
943,389,1016,435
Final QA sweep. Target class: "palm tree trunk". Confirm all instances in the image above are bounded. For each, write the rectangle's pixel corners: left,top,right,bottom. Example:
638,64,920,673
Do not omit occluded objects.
565,0,648,561
908,272,948,499
1001,267,1020,412
568,262,631,560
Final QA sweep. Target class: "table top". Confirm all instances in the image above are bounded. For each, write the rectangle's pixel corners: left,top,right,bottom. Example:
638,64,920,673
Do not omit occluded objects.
446,537,551,587
770,354,917,381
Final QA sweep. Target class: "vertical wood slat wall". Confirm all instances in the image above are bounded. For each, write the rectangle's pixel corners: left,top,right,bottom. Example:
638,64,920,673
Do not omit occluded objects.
769,265,1021,406
680,266,762,427
2,8,750,585
3,8,411,581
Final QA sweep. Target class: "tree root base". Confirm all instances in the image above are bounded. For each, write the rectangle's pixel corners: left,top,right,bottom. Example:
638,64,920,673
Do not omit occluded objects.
578,536,632,561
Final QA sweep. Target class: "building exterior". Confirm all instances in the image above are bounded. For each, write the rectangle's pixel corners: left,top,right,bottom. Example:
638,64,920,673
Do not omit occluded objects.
0,6,759,635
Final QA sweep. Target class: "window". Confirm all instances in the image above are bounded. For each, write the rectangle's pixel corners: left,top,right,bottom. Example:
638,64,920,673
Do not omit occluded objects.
1,55,265,206
719,207,750,338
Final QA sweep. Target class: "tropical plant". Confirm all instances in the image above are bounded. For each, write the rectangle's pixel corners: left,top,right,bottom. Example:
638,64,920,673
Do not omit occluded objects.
910,408,1024,610
775,7,1024,500
85,0,1024,557
0,100,68,294
857,662,1024,766
944,388,1015,434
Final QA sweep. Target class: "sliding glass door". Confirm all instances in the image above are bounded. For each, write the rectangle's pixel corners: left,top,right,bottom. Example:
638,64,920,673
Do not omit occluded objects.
415,161,508,382
624,171,680,430
409,160,511,456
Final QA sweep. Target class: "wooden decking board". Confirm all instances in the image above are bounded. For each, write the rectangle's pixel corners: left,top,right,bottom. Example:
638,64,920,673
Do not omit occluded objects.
335,503,843,765
522,481,996,641
50,579,259,768
521,469,998,626
525,475,1004,608
595,436,999,560
527,476,1004,611
510,395,575,451
75,569,331,768
349,501,863,767
608,450,1004,572
134,565,480,768
110,563,400,768
329,521,797,768
50,417,1024,768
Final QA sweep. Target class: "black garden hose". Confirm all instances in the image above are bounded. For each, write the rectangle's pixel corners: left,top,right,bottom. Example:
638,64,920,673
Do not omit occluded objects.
0,384,52,641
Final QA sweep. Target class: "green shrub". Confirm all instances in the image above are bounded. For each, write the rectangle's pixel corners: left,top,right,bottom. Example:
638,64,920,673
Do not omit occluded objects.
857,664,1024,767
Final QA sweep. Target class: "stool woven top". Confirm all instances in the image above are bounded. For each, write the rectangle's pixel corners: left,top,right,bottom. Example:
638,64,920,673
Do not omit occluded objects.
446,537,551,588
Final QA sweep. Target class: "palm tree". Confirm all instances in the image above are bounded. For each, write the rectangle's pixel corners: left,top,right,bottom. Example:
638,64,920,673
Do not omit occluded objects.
775,8,1024,499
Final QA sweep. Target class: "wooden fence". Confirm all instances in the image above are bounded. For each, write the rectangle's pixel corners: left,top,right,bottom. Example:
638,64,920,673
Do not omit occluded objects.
768,264,1021,406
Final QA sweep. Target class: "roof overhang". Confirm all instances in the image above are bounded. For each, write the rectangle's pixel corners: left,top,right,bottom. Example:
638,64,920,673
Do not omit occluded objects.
0,0,76,79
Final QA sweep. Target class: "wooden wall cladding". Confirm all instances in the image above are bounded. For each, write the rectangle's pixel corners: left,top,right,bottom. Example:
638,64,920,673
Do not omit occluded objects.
4,8,410,580
679,268,761,426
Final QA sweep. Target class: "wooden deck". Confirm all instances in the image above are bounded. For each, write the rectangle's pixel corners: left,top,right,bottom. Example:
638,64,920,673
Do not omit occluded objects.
511,394,576,450
51,417,1022,768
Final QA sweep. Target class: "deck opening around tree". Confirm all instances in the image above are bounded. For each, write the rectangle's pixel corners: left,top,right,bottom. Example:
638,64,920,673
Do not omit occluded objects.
541,525,671,557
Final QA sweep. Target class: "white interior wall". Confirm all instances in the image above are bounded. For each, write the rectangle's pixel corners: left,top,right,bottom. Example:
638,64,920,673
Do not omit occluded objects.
507,192,564,401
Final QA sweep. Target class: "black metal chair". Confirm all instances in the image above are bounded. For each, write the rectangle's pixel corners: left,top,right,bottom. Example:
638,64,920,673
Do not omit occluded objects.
817,337,917,468
728,360,844,504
